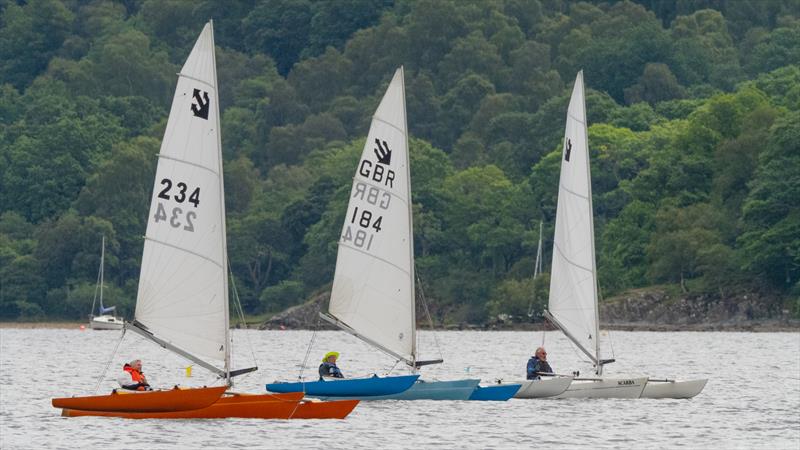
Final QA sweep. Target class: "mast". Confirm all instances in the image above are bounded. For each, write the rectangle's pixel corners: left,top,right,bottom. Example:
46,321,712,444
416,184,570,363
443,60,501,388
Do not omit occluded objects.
527,221,543,318
579,71,602,374
208,20,231,385
99,235,105,312
400,66,418,369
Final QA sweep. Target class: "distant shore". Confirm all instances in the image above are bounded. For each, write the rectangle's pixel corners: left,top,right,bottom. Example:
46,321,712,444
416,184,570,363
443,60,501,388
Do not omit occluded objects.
0,322,83,329
3,320,796,332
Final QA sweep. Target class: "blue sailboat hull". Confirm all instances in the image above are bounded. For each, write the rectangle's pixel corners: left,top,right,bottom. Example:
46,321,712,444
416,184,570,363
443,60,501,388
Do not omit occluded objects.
468,383,522,401
265,374,419,397
314,378,481,401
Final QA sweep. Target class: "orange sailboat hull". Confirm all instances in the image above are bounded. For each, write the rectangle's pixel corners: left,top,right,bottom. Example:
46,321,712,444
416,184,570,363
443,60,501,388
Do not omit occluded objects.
290,399,360,419
59,391,359,419
52,386,227,412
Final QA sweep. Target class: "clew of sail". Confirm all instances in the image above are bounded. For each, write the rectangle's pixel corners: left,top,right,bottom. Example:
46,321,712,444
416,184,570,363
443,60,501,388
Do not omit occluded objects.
133,22,228,373
326,67,416,365
546,71,601,366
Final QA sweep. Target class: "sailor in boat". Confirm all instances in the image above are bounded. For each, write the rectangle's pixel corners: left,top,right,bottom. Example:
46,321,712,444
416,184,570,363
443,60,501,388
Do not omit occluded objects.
117,359,152,391
319,352,344,379
526,347,553,380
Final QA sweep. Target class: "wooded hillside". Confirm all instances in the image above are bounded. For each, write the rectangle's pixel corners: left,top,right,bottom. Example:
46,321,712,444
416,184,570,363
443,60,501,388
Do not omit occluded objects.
1,0,798,323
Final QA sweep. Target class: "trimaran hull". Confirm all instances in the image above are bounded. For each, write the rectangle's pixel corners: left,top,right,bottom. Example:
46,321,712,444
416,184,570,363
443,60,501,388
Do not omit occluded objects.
312,379,481,401
266,374,419,398
554,377,648,399
59,392,358,419
641,378,707,399
513,376,574,398
52,386,227,412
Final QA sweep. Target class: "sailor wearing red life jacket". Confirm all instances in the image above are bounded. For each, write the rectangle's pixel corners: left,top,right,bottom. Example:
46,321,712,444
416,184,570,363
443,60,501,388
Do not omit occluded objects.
117,359,152,391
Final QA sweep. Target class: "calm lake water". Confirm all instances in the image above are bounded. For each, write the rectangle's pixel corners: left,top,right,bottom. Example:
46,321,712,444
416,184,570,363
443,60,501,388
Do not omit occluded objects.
1,328,798,449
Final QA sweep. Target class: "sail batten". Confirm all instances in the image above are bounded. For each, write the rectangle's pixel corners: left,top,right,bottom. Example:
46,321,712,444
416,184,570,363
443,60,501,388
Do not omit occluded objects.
328,68,415,363
336,243,413,276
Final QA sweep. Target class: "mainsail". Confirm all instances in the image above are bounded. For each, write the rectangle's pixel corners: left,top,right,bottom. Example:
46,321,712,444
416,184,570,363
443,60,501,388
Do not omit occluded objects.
545,71,601,367
131,22,230,377
325,67,417,365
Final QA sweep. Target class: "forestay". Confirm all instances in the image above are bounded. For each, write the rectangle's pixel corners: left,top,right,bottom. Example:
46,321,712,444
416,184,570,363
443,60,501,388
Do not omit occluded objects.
134,23,229,370
547,71,601,365
327,68,416,364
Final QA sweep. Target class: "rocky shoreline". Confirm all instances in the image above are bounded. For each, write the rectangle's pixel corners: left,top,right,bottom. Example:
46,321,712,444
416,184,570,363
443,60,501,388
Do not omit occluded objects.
257,289,799,332
4,289,797,332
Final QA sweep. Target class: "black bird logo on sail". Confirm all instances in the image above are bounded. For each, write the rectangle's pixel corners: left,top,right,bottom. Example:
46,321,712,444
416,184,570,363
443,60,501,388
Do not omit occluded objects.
374,138,392,165
191,88,210,120
564,138,572,162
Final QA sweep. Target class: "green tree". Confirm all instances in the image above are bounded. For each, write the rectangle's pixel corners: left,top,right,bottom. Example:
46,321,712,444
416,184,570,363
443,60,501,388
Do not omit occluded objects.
0,0,73,89
738,111,800,289
243,0,313,75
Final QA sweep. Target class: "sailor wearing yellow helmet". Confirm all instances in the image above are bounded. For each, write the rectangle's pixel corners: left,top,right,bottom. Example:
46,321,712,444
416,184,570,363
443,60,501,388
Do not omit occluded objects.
319,351,344,379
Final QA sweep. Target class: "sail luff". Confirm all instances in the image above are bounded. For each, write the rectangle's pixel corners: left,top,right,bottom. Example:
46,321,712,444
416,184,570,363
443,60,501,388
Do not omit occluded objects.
400,66,417,367
578,71,602,368
208,20,231,383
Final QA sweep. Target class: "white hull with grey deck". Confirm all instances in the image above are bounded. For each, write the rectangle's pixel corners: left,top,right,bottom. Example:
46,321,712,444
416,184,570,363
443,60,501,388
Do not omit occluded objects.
513,376,573,399
641,378,707,399
554,377,648,399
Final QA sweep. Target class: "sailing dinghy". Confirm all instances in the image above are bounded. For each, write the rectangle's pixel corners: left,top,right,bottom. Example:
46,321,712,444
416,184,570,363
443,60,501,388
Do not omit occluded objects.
53,22,358,419
88,236,123,330
542,71,706,399
266,68,518,401
509,222,574,399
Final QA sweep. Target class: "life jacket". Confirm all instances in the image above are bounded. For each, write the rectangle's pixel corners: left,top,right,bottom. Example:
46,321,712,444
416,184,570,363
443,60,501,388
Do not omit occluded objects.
122,364,147,390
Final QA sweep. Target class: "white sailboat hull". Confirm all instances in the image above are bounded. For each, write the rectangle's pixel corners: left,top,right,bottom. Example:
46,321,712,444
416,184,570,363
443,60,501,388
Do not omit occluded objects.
641,378,707,399
513,376,573,398
89,315,123,330
555,376,648,399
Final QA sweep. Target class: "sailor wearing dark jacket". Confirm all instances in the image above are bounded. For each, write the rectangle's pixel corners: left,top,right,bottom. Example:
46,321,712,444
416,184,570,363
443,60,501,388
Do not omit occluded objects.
527,347,553,380
319,351,344,379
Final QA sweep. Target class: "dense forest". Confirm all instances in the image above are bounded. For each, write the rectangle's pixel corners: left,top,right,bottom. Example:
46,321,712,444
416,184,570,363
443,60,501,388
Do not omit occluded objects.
1,0,798,323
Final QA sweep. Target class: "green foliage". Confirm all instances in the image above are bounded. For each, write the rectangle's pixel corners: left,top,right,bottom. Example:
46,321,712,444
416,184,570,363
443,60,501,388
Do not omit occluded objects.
0,0,73,89
260,280,305,313
1,1,798,323
738,111,800,289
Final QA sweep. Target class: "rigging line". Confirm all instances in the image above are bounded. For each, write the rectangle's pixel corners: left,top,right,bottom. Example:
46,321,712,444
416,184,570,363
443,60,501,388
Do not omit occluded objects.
385,358,400,376
90,254,102,315
228,258,259,370
415,268,443,362
299,303,324,381
93,328,127,395
597,285,614,359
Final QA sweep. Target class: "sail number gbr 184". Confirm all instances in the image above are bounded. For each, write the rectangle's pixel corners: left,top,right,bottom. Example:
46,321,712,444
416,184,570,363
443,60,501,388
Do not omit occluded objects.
342,181,391,251
153,178,200,232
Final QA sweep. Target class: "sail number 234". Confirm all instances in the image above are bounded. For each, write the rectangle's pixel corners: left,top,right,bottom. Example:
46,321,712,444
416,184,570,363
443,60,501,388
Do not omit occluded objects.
153,178,200,232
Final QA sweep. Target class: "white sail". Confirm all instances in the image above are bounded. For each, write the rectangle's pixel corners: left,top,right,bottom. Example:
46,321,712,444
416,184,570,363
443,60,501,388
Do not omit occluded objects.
327,67,415,364
134,22,229,369
547,71,601,365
